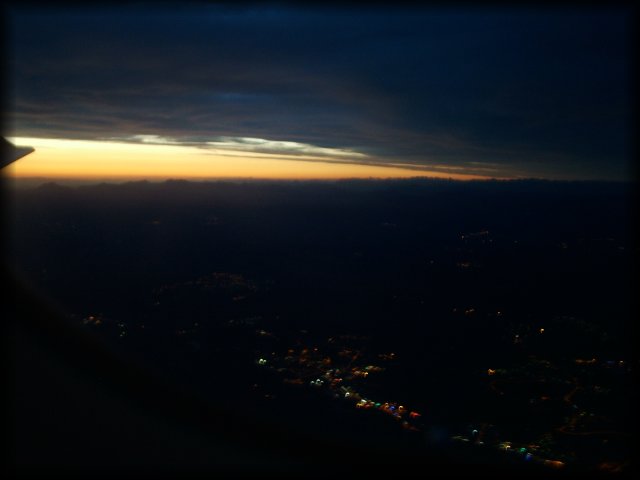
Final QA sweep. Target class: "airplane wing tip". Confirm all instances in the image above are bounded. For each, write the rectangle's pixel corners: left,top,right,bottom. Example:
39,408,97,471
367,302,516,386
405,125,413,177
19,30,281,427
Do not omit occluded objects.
1,137,34,168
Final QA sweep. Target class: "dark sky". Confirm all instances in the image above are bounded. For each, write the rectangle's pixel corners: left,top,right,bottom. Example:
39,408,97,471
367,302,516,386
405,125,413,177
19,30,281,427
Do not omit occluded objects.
6,5,634,180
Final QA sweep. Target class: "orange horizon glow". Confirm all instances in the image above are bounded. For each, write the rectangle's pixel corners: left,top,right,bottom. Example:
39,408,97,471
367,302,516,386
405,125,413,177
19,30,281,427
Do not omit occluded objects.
3,137,490,181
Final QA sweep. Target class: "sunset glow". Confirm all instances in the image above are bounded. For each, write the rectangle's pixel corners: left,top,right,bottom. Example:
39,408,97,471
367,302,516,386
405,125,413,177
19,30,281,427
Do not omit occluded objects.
4,137,488,181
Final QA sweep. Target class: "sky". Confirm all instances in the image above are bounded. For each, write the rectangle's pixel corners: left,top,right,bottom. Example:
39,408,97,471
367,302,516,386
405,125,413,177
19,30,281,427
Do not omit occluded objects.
3,5,634,181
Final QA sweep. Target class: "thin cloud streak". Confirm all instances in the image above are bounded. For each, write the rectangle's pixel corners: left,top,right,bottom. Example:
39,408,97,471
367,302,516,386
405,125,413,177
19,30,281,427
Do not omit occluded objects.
105,134,508,177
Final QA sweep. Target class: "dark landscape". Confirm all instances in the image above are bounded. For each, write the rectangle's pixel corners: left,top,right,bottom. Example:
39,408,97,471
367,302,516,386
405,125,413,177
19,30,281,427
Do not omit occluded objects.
7,178,636,476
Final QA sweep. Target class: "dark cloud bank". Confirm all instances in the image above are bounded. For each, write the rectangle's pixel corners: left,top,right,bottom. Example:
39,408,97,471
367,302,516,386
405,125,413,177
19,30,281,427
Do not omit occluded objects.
6,5,633,180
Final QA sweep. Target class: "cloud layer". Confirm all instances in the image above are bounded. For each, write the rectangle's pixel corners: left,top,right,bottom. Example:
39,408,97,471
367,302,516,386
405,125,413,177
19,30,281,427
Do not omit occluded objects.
7,6,632,180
